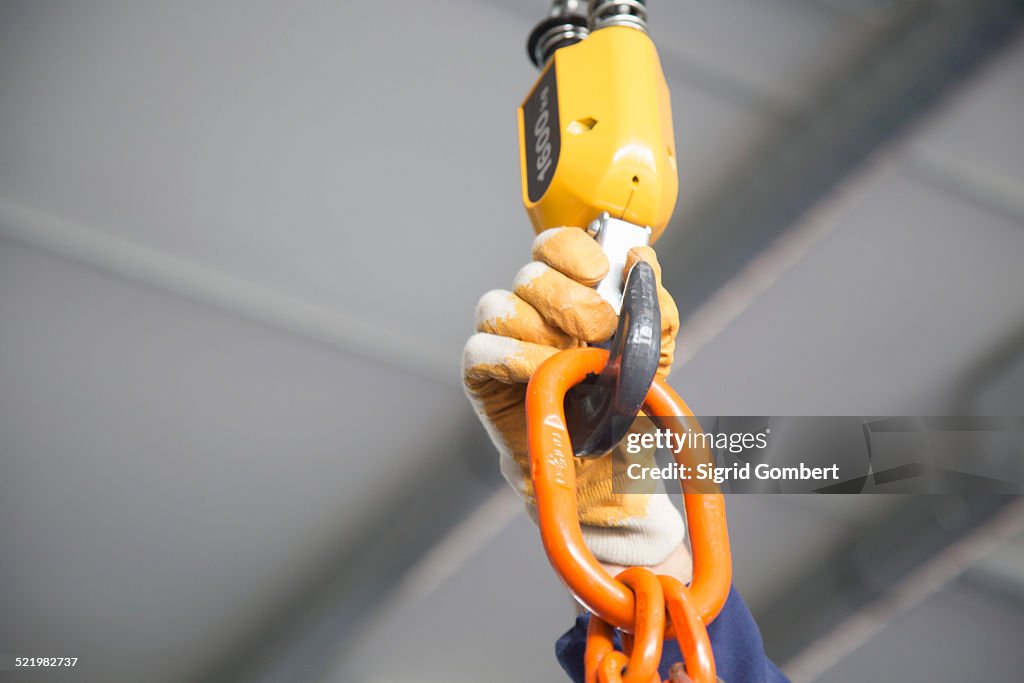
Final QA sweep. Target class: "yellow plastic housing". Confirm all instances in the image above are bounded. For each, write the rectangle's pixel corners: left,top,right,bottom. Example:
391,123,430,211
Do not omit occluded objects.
518,26,678,242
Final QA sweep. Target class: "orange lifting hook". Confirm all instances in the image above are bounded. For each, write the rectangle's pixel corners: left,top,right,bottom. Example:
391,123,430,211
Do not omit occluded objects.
526,347,733,683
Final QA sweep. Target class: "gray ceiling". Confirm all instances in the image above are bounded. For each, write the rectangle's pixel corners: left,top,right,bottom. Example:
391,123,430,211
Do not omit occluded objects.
1,1,1023,682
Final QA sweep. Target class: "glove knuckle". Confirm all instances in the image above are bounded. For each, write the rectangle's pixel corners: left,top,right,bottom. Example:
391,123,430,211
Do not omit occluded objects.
475,289,515,330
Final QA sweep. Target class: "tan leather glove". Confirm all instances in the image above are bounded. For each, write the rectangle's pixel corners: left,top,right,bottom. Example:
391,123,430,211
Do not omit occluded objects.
462,227,683,567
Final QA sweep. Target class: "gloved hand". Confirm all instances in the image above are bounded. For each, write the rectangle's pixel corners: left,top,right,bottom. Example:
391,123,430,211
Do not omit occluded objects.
462,227,684,568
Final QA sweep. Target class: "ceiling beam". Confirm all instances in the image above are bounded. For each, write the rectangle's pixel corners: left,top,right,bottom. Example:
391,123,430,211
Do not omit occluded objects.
660,0,1024,319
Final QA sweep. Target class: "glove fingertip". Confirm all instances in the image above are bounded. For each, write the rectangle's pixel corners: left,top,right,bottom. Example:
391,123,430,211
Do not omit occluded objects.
624,246,662,281
475,289,516,330
462,333,519,378
533,227,610,286
462,332,559,384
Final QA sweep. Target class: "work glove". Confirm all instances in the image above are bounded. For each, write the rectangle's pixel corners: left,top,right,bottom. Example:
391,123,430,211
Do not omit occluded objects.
462,227,685,567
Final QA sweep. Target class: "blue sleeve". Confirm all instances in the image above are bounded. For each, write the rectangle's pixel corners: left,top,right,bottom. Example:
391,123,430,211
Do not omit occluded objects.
554,585,790,683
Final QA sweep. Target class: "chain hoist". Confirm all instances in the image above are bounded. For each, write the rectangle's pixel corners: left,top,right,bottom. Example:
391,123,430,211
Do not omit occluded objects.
517,2,734,681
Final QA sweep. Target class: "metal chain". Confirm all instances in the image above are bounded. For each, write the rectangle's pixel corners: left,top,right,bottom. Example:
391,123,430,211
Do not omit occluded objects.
584,572,718,683
527,347,733,683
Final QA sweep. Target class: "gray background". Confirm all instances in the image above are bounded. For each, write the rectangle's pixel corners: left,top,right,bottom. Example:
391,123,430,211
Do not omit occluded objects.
1,1,1023,682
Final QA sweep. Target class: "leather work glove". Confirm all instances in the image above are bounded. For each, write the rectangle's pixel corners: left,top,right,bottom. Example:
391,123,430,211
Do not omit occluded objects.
462,227,685,568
